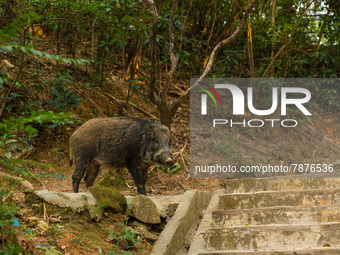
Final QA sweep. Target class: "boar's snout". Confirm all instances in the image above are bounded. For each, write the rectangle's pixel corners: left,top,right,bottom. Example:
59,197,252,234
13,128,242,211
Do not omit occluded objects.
164,157,174,167
156,150,173,167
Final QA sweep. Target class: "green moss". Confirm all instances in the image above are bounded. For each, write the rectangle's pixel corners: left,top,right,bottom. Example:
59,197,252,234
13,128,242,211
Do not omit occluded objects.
86,205,102,222
89,184,126,213
223,197,238,209
97,172,112,187
97,170,127,191
112,172,127,190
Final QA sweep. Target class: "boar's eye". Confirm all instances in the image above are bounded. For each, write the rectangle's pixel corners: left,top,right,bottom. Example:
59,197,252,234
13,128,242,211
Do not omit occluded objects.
155,140,160,145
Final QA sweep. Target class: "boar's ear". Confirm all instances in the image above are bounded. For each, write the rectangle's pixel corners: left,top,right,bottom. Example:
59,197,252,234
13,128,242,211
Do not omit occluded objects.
146,124,155,139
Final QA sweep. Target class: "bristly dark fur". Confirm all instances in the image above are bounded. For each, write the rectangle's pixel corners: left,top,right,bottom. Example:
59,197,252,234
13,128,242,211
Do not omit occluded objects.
69,117,173,195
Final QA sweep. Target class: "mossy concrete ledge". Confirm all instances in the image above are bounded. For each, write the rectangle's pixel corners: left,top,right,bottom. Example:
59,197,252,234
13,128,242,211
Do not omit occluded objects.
33,190,97,211
151,190,212,255
126,195,161,224
32,189,180,219
33,185,127,214
89,184,127,213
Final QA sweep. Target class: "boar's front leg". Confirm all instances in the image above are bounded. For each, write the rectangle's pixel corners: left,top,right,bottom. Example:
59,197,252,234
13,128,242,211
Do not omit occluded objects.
72,169,83,193
127,162,148,195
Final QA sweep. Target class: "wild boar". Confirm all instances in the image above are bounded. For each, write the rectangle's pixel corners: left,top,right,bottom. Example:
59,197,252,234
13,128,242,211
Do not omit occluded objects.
69,117,173,195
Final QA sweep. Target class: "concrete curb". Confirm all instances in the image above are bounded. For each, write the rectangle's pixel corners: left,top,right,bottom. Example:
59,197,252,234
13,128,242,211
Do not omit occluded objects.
151,190,212,255
34,190,97,211
188,189,225,255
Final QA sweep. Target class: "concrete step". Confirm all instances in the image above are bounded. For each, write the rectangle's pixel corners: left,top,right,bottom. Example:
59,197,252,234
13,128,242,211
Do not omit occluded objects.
198,247,340,254
212,205,340,227
225,177,340,194
206,222,340,251
218,188,340,210
188,175,340,254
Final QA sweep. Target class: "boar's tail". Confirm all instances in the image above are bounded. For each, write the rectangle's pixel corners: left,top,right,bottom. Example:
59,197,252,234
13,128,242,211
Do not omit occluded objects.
69,148,74,167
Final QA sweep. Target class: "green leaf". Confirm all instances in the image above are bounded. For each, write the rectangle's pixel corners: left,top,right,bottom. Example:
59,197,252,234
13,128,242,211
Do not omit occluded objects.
5,139,17,144
30,48,43,57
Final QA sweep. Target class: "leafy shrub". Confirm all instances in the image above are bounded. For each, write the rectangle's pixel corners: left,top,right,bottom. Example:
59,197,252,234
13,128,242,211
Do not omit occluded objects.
43,71,81,111
107,222,140,253
49,84,81,111
0,111,74,138
0,190,22,255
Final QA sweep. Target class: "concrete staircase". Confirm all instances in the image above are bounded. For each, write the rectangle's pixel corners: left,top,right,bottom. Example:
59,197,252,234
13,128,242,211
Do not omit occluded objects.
188,177,340,254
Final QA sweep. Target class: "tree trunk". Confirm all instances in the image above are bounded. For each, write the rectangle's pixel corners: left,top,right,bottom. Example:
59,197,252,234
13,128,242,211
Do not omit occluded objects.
147,0,259,128
159,105,173,129
270,0,276,77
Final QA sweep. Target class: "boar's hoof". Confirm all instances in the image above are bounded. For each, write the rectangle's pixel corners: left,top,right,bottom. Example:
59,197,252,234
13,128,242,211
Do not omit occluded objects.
137,185,146,195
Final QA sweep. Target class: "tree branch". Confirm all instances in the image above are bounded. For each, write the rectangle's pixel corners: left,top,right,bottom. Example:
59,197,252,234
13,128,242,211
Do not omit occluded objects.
146,0,160,106
171,0,259,112
316,8,330,49
161,0,179,106
215,0,241,46
261,0,314,79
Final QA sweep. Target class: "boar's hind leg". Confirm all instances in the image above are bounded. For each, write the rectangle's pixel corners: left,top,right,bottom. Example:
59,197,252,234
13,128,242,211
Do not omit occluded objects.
127,163,148,195
84,162,100,188
72,161,92,193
